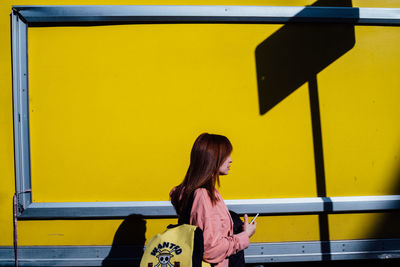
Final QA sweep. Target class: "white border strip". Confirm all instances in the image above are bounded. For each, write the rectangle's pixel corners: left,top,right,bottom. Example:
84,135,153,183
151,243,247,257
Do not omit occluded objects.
11,11,32,213
19,195,400,218
12,5,400,25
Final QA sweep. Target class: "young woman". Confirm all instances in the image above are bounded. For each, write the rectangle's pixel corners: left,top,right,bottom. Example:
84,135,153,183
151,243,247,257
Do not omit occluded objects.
170,133,257,267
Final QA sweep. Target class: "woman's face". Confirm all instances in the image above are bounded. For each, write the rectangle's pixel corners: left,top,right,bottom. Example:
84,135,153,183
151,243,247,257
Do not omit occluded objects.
219,155,232,175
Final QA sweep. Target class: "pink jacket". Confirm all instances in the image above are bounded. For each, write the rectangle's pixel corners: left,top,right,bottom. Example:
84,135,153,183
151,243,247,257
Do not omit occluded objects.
189,188,250,267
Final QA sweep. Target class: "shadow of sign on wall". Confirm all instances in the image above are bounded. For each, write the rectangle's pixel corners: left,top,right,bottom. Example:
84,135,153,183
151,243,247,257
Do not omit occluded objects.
255,0,358,260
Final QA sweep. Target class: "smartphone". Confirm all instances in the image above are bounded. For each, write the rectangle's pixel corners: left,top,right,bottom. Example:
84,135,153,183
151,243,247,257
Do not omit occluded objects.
250,213,259,224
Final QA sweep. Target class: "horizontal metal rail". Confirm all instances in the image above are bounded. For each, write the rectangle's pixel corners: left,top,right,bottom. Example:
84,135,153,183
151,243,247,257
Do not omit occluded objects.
1,239,400,265
19,195,400,219
12,5,400,25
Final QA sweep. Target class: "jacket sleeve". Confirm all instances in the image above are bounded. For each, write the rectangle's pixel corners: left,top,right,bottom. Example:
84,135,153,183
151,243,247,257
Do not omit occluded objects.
190,189,250,264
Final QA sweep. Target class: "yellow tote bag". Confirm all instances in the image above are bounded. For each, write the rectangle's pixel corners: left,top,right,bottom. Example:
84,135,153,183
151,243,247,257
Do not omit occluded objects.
141,224,209,267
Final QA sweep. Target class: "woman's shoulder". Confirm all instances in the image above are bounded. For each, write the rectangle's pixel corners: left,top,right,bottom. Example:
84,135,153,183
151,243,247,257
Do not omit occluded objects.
191,188,214,213
193,187,217,204
193,187,208,196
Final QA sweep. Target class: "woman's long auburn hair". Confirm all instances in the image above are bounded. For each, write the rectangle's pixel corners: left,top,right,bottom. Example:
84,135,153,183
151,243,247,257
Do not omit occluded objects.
170,133,232,215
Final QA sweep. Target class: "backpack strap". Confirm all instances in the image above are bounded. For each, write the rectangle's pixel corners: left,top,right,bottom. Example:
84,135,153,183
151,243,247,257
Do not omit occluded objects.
193,227,205,267
175,191,204,267
178,192,195,225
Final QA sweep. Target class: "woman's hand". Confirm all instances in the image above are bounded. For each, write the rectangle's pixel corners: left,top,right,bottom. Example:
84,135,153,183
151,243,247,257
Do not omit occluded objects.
243,214,257,238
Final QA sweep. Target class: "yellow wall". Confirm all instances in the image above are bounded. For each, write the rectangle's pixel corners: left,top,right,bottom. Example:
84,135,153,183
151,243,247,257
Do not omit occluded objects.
1,0,400,247
28,24,317,203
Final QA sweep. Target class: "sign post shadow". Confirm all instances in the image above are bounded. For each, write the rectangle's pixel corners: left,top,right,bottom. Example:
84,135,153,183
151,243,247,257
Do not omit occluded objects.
255,0,358,260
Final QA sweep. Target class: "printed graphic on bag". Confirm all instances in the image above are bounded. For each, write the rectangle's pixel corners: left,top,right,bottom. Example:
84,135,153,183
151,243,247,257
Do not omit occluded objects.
140,224,197,267
151,242,183,256
148,242,182,267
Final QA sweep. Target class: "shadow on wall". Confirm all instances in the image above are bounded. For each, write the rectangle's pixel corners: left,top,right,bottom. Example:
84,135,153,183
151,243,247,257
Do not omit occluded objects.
102,214,146,266
255,0,357,261
256,0,400,261
256,0,357,115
